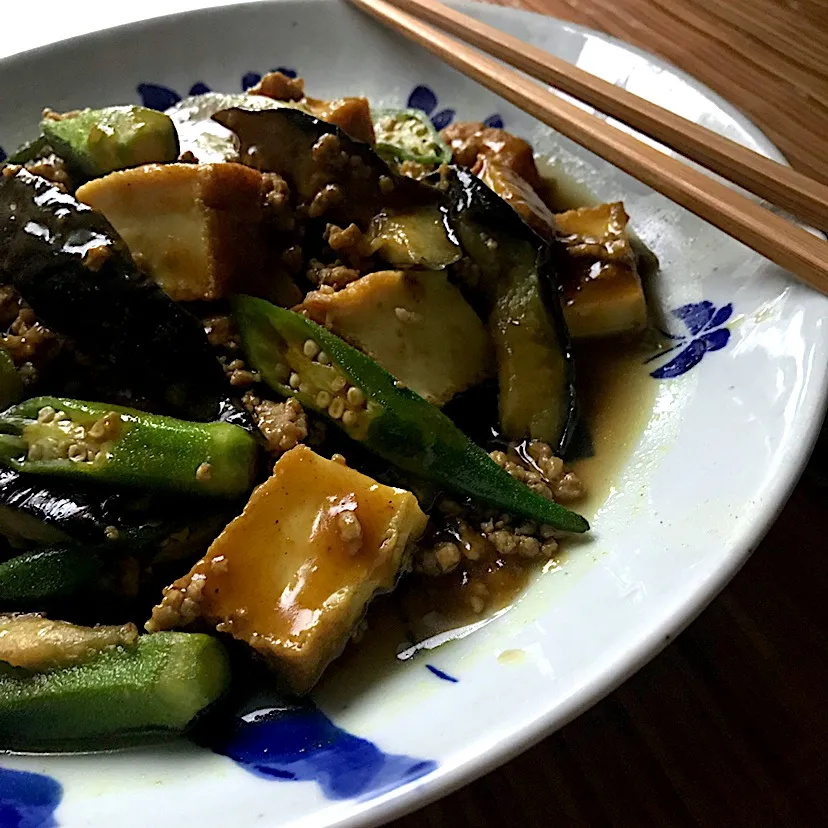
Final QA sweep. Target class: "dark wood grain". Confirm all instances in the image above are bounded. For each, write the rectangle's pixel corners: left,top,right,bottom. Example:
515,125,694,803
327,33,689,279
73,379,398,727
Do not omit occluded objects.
391,2,828,825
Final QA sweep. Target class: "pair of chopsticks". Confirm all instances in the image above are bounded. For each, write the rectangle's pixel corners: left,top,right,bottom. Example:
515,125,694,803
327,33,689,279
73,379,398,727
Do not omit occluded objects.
350,0,828,296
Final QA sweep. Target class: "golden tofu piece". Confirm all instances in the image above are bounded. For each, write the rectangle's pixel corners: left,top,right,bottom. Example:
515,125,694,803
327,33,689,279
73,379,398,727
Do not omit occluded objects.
554,203,649,339
76,162,266,302
298,269,493,406
147,445,427,694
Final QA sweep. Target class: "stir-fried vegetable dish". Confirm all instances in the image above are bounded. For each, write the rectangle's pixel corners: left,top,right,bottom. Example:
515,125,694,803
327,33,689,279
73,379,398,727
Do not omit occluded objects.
0,72,653,749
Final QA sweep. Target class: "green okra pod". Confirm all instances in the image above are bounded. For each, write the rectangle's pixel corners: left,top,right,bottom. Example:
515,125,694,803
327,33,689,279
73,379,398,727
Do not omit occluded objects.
234,296,588,533
0,397,257,498
0,630,230,749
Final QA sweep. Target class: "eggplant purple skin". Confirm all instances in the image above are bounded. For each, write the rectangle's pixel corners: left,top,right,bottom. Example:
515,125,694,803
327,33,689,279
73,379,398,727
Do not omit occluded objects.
213,107,439,227
443,166,579,455
0,467,199,549
0,168,248,427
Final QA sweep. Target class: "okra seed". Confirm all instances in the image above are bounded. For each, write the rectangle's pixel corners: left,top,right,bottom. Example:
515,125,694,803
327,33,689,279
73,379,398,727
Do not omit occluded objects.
54,411,68,423
342,410,358,427
289,372,301,389
298,382,312,395
346,387,365,406
316,391,332,408
330,376,347,393
68,444,87,462
36,406,56,424
40,439,60,460
27,443,44,461
328,397,345,419
317,351,330,365
303,339,320,359
196,462,213,482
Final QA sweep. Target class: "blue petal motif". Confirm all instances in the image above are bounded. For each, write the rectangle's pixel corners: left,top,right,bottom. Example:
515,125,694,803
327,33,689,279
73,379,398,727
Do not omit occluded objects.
0,767,62,828
241,71,262,91
407,85,438,115
483,114,504,128
272,67,298,79
705,302,733,330
189,82,211,96
649,339,708,379
208,705,437,801
672,301,715,336
648,300,733,379
430,108,455,130
699,326,730,352
426,664,459,683
136,83,182,111
0,146,6,164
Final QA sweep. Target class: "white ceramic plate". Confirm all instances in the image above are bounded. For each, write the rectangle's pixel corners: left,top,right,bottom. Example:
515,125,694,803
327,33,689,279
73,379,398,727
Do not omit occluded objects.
1,1,826,826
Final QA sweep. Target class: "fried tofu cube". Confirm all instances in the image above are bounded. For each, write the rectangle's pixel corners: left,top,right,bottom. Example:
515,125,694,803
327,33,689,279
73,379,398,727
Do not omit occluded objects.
298,269,493,406
76,162,266,302
146,445,427,694
554,203,649,339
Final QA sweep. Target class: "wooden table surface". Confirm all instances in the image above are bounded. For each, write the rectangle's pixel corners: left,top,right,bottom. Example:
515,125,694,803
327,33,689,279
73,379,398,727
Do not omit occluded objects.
394,1,828,826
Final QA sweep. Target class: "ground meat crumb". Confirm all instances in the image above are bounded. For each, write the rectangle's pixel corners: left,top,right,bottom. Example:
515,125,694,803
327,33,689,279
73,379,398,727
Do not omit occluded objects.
23,153,72,191
308,183,343,218
311,133,343,166
82,243,111,272
306,259,361,290
261,172,294,231
254,397,308,455
146,572,207,632
2,302,60,384
398,160,429,179
178,150,199,163
324,223,364,264
249,71,306,102
489,441,583,504
203,315,239,350
394,306,422,324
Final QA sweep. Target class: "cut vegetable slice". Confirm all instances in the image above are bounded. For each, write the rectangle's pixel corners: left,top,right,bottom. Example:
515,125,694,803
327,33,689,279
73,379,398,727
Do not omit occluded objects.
445,167,578,453
41,106,178,178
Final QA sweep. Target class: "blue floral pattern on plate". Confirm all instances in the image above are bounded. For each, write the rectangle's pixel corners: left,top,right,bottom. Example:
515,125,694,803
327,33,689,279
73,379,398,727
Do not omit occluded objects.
136,68,298,110
406,83,503,129
646,301,733,379
0,766,62,828
205,702,436,801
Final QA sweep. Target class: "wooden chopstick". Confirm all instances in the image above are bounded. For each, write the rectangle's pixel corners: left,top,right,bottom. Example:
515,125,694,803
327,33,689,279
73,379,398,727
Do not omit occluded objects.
351,0,828,296
380,0,828,231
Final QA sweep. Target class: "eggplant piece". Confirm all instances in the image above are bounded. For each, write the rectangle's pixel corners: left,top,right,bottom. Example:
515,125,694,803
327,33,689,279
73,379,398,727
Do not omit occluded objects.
212,107,436,229
0,167,244,425
445,167,577,454
365,205,461,270
215,107,462,271
0,467,207,549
